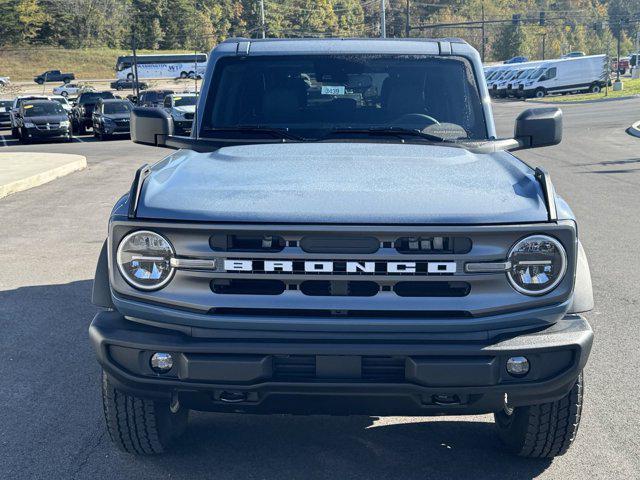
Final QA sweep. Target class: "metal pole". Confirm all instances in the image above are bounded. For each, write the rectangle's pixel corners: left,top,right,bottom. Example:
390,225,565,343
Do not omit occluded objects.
481,1,485,62
405,0,410,37
132,28,140,100
542,33,546,60
260,0,266,38
616,26,621,82
381,0,386,38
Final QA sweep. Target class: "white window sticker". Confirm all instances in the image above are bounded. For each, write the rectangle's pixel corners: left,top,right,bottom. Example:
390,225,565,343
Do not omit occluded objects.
321,85,346,95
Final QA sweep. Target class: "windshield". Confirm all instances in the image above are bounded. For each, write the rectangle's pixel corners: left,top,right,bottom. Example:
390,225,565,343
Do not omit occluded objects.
174,96,197,107
528,68,546,80
0,100,11,109
104,102,131,114
203,55,487,141
143,91,172,102
51,97,68,105
24,102,65,116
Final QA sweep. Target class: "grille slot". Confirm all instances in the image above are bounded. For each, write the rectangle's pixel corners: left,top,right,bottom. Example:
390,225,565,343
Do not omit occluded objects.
211,279,285,295
361,356,406,381
300,236,379,253
300,281,379,297
273,355,315,380
394,281,470,297
395,236,471,254
272,356,405,382
210,233,285,252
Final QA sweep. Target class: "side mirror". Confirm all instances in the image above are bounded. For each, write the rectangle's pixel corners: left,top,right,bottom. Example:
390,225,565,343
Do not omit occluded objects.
515,107,562,149
131,107,174,146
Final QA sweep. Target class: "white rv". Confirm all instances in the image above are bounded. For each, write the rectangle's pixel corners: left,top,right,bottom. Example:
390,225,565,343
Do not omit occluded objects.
518,55,608,98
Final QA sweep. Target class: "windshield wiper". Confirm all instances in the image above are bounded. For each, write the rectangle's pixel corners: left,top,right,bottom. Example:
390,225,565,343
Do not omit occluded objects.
205,125,305,141
321,126,454,143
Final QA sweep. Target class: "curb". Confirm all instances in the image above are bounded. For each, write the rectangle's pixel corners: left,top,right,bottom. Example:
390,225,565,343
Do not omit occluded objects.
626,121,640,139
0,153,87,199
529,94,640,105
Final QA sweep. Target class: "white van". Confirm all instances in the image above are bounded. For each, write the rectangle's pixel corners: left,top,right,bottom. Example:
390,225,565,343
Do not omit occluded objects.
491,61,548,97
518,55,608,98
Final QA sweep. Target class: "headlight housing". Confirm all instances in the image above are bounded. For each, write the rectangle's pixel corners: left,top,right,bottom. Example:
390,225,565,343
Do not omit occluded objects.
60,120,70,127
24,121,35,128
116,230,175,290
507,235,567,295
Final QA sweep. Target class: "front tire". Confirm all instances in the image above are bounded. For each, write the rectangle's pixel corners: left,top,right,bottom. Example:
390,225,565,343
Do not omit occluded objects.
589,83,602,94
495,372,583,458
534,88,546,98
101,372,188,455
61,91,68,97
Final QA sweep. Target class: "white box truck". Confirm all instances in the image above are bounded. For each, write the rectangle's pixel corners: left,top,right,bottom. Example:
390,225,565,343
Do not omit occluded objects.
518,55,608,98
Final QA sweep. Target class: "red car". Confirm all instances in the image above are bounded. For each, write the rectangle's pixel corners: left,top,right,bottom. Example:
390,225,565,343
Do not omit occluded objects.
612,57,629,74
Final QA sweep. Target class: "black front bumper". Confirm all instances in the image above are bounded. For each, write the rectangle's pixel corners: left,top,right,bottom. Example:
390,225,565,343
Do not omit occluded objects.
22,127,70,139
90,312,592,416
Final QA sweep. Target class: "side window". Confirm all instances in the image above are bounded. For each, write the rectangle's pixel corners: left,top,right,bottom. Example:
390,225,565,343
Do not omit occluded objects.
546,68,557,80
163,97,172,108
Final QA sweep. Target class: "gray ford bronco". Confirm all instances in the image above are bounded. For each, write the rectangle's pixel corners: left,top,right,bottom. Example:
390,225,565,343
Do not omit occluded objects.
90,38,594,458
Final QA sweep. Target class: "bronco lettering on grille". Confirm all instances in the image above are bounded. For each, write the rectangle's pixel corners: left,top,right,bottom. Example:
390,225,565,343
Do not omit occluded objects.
223,260,457,275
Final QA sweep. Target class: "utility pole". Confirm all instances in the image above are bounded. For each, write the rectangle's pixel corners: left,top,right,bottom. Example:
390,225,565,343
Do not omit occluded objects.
405,0,410,37
480,1,485,62
541,33,546,60
260,0,266,39
131,27,140,100
380,0,386,38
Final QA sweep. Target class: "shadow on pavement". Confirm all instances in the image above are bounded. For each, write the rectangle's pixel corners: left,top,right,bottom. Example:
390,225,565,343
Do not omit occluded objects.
0,281,553,480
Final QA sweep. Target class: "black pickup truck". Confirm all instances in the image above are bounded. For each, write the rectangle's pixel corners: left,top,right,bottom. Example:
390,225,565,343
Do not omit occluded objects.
34,70,75,84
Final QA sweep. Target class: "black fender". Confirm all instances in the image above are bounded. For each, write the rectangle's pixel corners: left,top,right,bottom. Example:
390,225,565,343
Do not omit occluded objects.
92,239,114,309
569,240,594,313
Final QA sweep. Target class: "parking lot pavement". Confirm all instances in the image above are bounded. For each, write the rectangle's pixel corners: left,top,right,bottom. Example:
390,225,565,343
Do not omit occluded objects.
1,99,640,479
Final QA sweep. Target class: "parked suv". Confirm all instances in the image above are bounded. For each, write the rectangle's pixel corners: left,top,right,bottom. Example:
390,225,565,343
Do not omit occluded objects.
13,99,71,143
92,98,132,139
91,38,594,459
0,99,12,127
137,89,174,107
163,93,197,134
71,90,115,134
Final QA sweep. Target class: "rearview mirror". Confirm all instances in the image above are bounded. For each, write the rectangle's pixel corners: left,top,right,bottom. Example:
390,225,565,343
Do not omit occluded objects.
514,107,562,149
131,107,174,146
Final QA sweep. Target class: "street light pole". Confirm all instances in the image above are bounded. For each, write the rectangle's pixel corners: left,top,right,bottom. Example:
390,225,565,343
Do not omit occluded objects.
260,0,266,38
405,0,410,38
480,1,485,62
381,0,386,38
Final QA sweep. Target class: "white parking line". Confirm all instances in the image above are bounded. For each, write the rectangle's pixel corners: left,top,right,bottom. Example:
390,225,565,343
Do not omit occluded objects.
73,136,85,143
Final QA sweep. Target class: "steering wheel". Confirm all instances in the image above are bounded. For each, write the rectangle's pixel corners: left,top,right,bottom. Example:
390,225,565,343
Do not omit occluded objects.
391,113,440,129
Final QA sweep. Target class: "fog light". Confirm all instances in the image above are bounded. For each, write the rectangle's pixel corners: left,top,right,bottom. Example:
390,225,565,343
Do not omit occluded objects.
150,352,173,373
506,356,530,377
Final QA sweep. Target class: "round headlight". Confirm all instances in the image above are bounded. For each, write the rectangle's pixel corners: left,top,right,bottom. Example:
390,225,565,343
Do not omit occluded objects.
507,235,567,295
116,230,175,290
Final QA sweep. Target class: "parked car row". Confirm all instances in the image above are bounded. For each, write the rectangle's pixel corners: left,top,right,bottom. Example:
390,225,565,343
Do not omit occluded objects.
1,89,198,143
484,54,609,99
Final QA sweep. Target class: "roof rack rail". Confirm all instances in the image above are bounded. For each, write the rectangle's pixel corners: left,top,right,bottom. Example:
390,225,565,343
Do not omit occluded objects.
534,167,558,221
127,164,151,219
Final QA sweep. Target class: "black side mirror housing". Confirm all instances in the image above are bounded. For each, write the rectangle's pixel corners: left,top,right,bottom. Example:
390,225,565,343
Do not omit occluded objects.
131,107,174,146
515,107,562,149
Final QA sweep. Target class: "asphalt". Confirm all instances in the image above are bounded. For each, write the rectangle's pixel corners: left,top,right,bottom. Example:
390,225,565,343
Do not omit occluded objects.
1,98,639,479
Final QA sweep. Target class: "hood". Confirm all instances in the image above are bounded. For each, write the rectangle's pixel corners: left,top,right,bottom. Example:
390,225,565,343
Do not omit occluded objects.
26,115,68,124
103,112,130,120
136,142,548,224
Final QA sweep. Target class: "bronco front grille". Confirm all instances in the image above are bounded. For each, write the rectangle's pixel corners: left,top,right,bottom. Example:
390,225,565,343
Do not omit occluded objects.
110,222,577,321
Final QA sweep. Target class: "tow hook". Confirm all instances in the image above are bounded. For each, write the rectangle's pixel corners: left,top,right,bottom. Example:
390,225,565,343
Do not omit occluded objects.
219,391,247,403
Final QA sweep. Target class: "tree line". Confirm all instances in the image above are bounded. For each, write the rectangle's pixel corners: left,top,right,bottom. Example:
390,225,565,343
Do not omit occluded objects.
1,0,639,61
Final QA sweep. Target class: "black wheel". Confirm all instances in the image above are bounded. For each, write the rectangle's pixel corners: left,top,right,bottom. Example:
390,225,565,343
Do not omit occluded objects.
589,83,602,94
495,372,583,458
36,78,44,85
116,85,123,91
101,372,188,455
180,71,188,79
127,73,134,81
534,88,546,98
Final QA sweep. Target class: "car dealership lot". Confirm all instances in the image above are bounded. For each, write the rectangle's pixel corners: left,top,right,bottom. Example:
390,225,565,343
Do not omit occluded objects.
1,99,639,479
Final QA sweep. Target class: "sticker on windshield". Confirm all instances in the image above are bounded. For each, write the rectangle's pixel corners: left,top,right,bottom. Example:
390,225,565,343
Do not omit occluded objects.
0,107,5,112
24,105,33,109
321,85,346,95
174,97,182,101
